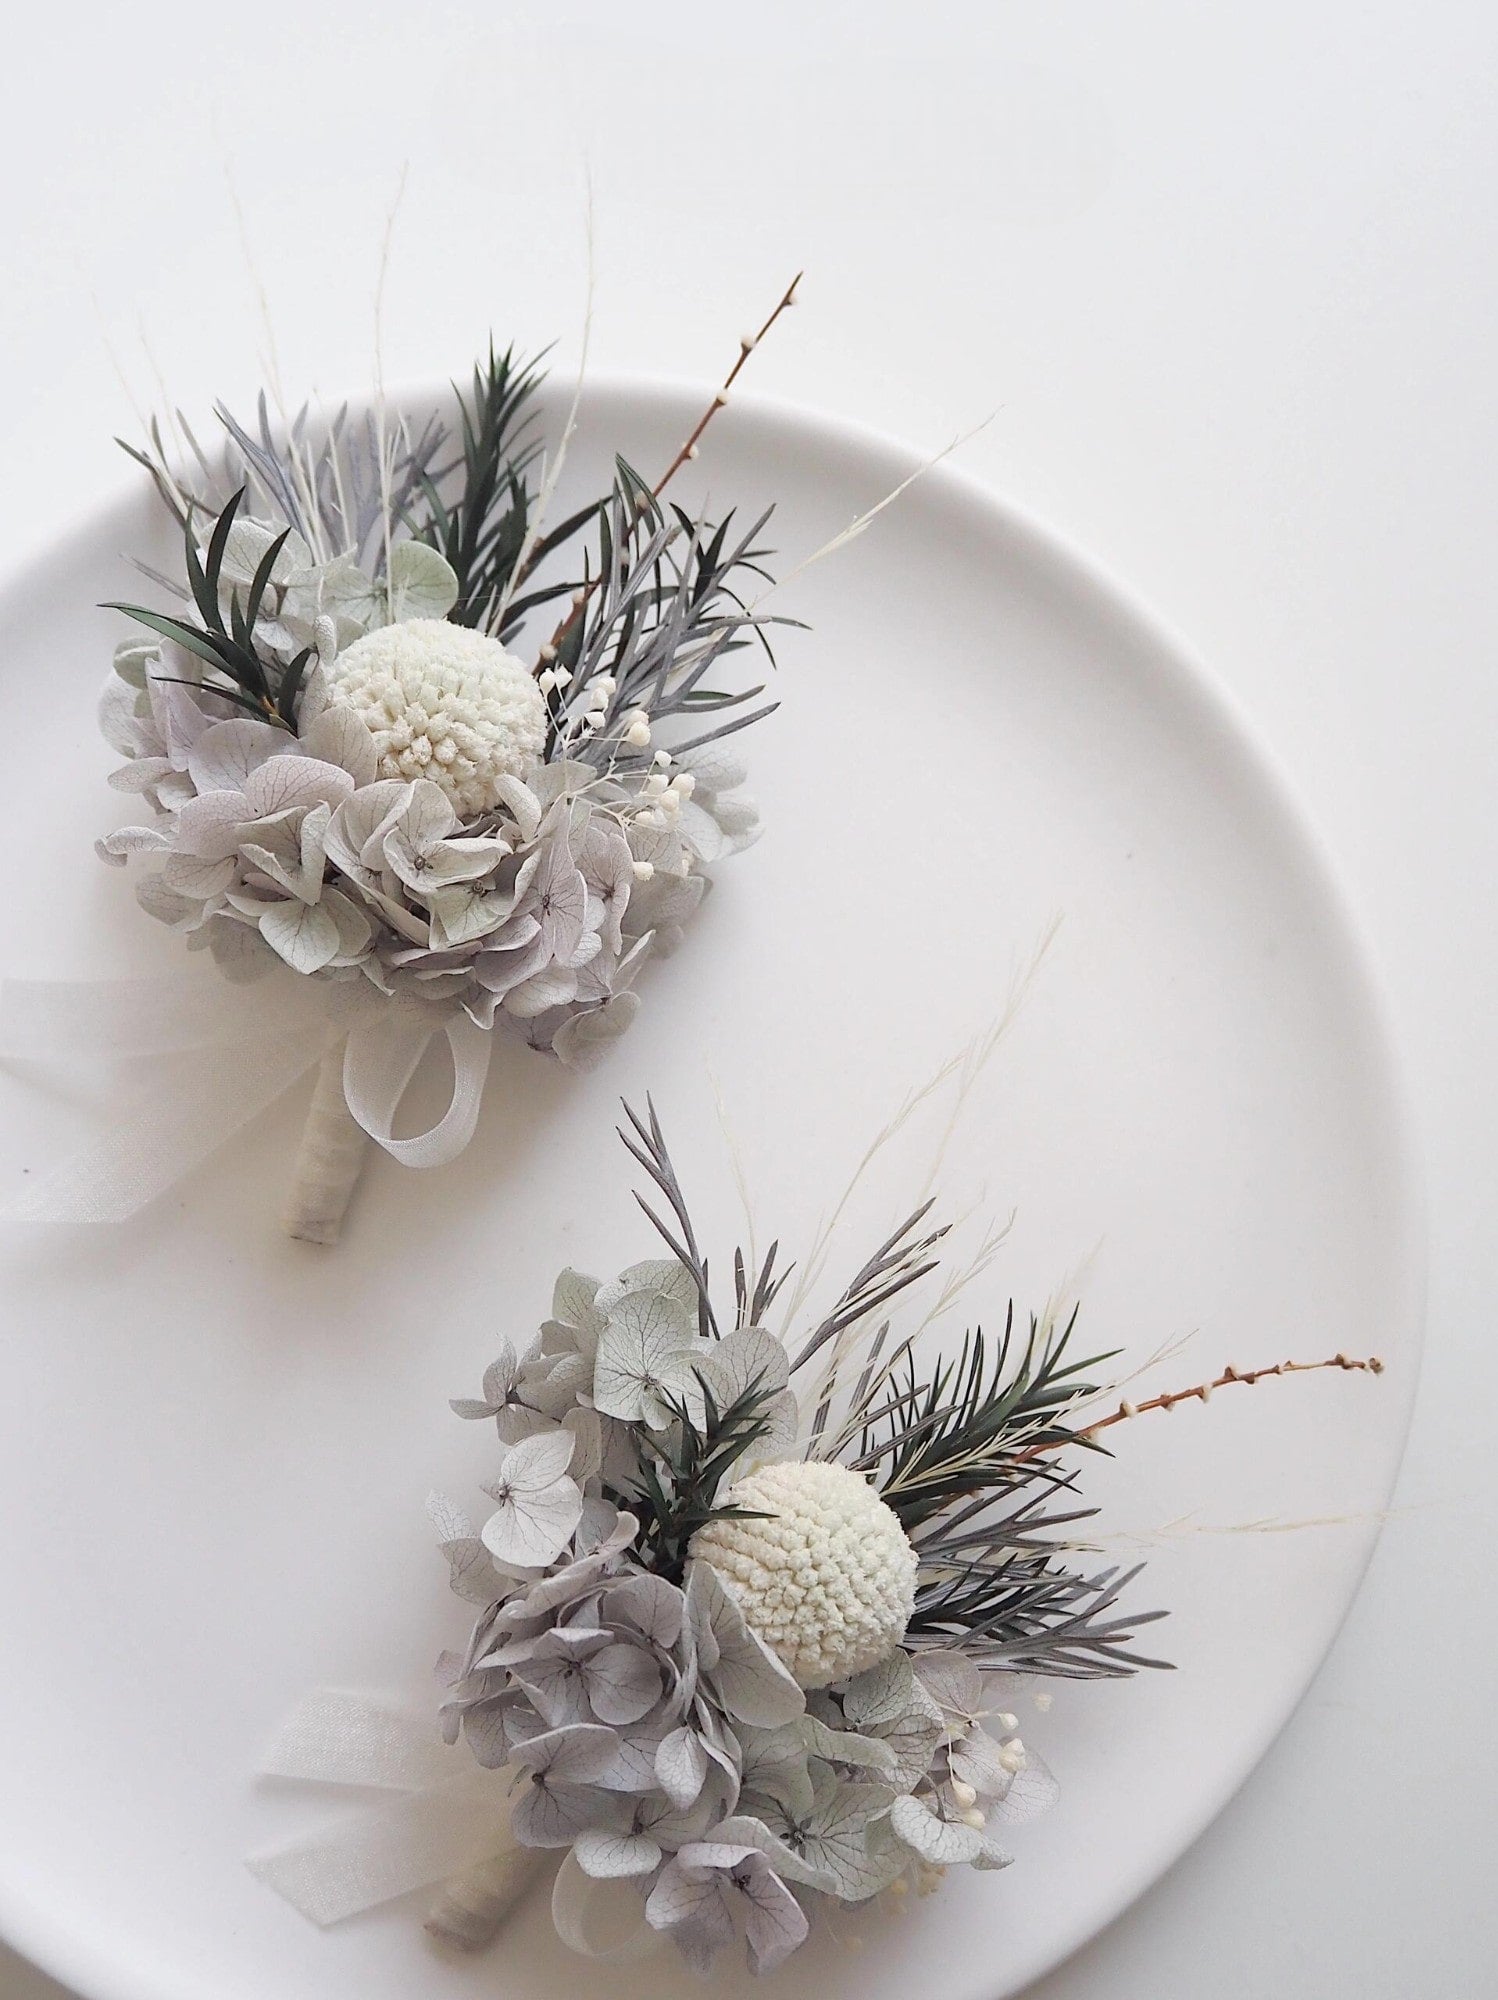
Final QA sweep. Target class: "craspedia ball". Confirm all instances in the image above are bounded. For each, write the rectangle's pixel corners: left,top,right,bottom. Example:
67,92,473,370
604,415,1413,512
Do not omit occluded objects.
689,1459,918,1688
327,618,546,817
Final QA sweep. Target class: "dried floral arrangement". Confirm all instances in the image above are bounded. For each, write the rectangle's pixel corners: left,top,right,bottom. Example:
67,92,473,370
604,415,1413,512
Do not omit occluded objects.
251,1098,1381,1975
91,284,801,1243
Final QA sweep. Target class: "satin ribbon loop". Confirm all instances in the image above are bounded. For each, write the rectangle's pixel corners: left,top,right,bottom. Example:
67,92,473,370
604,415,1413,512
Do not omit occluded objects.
342,1010,493,1170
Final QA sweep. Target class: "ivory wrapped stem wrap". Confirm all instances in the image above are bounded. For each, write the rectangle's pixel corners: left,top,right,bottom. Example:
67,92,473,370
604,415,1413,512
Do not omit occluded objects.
425,1845,549,1952
282,1039,373,1245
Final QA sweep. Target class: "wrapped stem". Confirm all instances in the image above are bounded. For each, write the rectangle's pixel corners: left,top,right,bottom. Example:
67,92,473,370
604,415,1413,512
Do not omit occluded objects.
425,1844,548,1953
282,1039,371,1245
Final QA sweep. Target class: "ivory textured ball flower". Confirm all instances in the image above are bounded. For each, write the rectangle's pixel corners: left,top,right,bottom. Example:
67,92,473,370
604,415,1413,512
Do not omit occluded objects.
327,618,546,816
690,1459,918,1688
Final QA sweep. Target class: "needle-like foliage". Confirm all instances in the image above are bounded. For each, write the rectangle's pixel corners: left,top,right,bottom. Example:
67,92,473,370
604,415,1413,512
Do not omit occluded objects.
106,488,306,725
618,1370,781,1585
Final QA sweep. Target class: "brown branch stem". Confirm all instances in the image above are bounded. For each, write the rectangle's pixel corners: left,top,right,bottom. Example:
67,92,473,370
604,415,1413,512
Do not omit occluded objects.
1010,1351,1384,1469
534,272,803,667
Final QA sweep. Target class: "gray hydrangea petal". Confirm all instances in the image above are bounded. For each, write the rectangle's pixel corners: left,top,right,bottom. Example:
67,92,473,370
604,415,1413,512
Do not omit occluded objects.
841,1650,916,1729
644,1856,736,1974
187,717,288,794
572,1824,663,1880
687,1563,805,1729
888,1792,984,1866
584,1644,663,1726
985,1748,1059,1826
911,1650,985,1732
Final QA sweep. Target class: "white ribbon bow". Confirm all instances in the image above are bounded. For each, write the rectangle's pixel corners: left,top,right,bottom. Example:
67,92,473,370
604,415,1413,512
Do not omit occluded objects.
0,973,492,1224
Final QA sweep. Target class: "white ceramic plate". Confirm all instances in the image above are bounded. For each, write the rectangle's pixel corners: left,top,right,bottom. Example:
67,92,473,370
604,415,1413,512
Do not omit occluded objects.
0,382,1421,2000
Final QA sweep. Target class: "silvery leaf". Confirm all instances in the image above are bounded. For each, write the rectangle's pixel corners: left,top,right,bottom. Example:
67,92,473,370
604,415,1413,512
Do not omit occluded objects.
177,790,248,860
796,1714,898,1778
911,1650,985,1731
603,1572,684,1650
552,1268,604,1339
708,1815,835,1894
108,756,172,796
774,1776,897,1901
426,1491,473,1542
205,916,277,982
511,1778,625,1848
986,1749,1059,1825
591,1292,701,1426
322,887,373,961
505,965,580,1019
509,1721,619,1784
841,1650,916,1729
586,1644,663,1726
948,1724,1014,1800
572,1825,663,1880
297,702,379,787
503,1428,576,1492
459,1701,514,1769
442,1536,502,1606
696,1325,791,1404
655,1724,708,1809
388,539,460,621
493,773,542,842
324,780,412,875
522,1349,592,1420
550,992,641,1071
219,518,312,592
241,753,353,818
644,1859,735,1973
734,1857,809,1976
479,1431,582,1568
866,1696,944,1791
257,899,341,973
187,717,287,794
888,1793,983,1866
162,851,235,900
688,1563,804,1729
594,1259,698,1321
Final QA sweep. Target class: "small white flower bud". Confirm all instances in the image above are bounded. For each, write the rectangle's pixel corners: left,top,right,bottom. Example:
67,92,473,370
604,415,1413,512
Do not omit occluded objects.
537,669,557,694
996,1712,1019,1733
949,1778,978,1809
958,1807,986,1830
632,860,655,882
652,748,673,768
626,719,651,747
644,772,670,797
669,771,696,797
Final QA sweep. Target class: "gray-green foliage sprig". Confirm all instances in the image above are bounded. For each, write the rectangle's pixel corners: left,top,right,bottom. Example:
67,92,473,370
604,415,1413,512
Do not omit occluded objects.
542,462,793,765
106,487,306,724
401,341,605,638
615,1103,1168,1681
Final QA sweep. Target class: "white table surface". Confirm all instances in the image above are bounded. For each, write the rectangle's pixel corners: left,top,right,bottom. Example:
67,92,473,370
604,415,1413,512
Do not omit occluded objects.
1,3,1491,1995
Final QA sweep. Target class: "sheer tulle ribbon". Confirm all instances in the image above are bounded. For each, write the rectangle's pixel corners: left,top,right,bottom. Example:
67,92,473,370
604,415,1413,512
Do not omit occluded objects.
0,974,492,1225
248,1691,660,1961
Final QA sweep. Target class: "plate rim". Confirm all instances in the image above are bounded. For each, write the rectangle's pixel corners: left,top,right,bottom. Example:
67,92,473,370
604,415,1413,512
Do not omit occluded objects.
0,372,1427,2000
